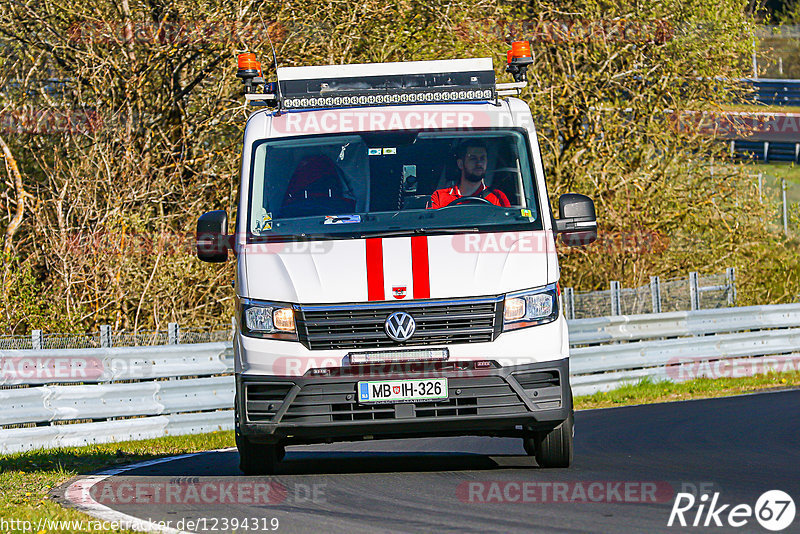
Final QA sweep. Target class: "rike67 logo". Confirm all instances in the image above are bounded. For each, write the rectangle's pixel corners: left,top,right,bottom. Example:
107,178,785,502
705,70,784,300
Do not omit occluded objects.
668,490,796,531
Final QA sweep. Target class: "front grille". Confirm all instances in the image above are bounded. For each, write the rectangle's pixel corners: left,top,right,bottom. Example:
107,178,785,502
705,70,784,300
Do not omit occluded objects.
279,376,527,424
297,297,502,351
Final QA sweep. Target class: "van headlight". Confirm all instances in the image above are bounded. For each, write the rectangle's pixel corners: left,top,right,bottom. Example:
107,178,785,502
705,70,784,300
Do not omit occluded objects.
503,284,559,331
241,299,298,340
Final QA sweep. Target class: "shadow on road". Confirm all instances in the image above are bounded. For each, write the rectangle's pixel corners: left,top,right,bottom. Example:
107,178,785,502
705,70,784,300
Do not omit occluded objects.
122,449,536,477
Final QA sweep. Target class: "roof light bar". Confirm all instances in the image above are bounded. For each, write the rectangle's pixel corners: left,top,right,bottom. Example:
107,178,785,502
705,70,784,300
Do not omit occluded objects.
240,56,526,108
275,58,496,110
282,88,495,109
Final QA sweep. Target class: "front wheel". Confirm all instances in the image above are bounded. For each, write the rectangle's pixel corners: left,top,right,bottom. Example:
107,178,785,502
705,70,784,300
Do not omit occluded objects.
523,412,574,468
236,432,285,475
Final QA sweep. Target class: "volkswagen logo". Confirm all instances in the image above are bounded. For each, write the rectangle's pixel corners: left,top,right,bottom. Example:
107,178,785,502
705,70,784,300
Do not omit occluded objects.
384,311,416,342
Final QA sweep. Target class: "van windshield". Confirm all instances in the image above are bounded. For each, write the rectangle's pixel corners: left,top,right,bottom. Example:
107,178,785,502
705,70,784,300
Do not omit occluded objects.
248,128,542,240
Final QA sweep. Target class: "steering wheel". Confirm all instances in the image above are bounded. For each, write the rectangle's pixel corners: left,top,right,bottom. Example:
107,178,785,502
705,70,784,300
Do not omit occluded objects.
446,195,494,207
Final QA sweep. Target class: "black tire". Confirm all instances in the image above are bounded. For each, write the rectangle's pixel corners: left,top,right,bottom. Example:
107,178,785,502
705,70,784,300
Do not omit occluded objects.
523,412,574,468
236,432,284,475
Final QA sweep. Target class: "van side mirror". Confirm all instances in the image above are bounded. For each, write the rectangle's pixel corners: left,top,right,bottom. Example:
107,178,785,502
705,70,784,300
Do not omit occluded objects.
196,210,230,262
555,194,597,247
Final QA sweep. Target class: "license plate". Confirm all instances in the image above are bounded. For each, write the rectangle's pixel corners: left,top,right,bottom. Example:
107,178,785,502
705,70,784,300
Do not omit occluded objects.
357,378,448,404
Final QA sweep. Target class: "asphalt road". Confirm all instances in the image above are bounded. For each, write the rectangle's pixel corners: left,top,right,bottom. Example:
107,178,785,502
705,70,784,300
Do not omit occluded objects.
58,390,800,533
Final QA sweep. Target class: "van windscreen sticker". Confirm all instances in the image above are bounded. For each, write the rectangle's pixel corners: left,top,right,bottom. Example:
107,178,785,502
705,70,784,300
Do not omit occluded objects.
324,215,362,225
255,210,273,232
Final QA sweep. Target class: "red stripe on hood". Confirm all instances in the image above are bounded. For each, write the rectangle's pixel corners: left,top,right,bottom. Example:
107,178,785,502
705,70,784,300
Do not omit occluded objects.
411,236,430,298
366,238,385,301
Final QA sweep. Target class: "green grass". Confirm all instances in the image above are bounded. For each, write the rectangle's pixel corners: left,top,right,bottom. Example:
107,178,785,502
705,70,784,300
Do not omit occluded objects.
755,162,800,184
0,431,234,533
1,372,798,533
575,370,800,410
742,162,800,203
716,103,800,114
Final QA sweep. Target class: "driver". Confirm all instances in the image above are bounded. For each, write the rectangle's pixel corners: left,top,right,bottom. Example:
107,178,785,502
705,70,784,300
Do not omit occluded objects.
428,140,511,209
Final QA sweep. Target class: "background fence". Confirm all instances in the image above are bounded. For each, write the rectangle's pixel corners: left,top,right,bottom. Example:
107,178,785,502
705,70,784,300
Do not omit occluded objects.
752,26,800,80
0,322,233,350
562,268,736,320
750,172,800,237
2,301,799,454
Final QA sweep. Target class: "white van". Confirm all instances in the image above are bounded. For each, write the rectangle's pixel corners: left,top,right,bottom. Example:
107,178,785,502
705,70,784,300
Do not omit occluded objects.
197,44,597,474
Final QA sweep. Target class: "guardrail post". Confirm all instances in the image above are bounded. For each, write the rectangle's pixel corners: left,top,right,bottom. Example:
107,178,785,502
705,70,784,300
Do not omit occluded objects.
689,272,700,311
563,287,575,320
758,172,763,203
726,267,737,306
650,276,662,314
100,325,112,348
168,322,180,345
31,329,42,350
610,281,621,316
782,178,789,236
763,141,769,162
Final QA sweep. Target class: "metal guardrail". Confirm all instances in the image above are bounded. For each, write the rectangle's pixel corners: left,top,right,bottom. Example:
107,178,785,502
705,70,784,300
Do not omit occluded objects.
731,139,800,163
567,303,800,345
1,303,799,454
0,376,234,426
572,328,800,375
740,78,800,107
0,411,234,454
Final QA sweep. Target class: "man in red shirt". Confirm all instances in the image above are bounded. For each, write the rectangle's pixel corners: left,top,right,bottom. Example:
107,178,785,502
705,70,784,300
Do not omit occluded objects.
428,140,511,209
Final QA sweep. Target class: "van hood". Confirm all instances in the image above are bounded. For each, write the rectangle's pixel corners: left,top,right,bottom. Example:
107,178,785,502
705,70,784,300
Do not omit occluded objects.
241,231,555,303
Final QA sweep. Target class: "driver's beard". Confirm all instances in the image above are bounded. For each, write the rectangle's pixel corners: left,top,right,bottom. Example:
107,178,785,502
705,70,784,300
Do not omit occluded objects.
463,170,484,183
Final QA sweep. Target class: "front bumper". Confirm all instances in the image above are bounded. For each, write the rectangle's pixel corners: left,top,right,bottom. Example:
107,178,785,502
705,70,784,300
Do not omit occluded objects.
236,358,572,445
